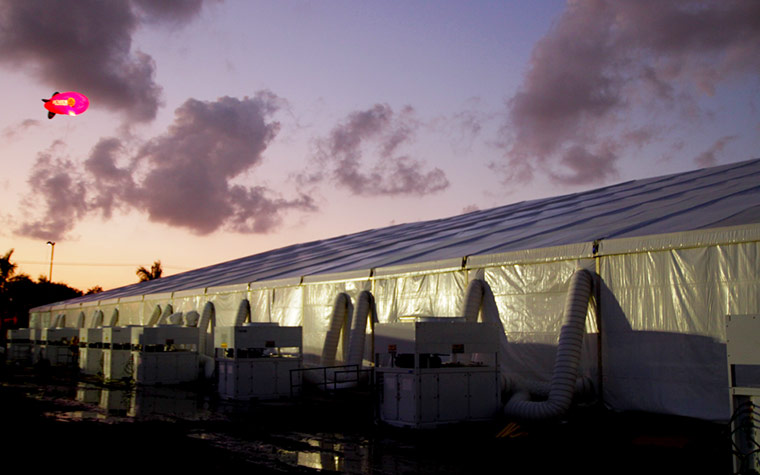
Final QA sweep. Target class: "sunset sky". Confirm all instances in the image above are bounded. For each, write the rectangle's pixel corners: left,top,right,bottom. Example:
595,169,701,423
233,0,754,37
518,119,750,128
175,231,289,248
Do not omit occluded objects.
1,0,758,292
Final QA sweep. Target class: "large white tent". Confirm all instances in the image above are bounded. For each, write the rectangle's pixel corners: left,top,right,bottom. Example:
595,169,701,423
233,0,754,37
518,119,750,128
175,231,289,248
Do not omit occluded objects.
30,158,760,421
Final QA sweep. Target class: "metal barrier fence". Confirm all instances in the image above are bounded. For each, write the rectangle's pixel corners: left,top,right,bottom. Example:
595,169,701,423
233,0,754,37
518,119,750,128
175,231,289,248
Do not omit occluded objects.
290,364,374,397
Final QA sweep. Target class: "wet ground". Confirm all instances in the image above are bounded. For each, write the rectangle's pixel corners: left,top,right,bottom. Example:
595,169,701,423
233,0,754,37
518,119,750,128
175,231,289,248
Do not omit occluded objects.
0,361,736,474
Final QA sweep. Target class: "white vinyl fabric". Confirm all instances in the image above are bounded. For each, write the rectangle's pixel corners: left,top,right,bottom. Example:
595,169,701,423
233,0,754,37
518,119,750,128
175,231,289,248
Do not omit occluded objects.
33,158,760,308
597,231,760,421
26,159,760,422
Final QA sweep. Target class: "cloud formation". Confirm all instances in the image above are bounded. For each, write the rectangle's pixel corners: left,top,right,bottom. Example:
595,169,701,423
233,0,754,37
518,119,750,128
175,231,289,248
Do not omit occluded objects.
0,0,213,122
16,94,316,239
302,104,449,196
16,146,88,239
694,135,737,168
2,119,39,140
499,0,760,185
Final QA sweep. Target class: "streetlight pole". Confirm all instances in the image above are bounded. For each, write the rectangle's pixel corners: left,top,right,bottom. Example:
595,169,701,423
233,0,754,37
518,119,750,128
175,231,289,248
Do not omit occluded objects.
46,241,55,282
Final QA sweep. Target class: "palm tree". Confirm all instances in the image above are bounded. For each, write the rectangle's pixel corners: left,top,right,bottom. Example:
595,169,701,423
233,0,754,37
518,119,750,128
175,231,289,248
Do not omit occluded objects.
136,260,163,282
1,248,18,291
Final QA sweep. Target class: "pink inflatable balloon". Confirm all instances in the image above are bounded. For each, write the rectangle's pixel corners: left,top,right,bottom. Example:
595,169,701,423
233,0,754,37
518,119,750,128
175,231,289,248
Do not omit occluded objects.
42,91,90,119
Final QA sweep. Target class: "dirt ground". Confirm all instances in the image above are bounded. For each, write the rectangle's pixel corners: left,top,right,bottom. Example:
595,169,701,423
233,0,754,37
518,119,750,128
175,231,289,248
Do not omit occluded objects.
0,361,736,474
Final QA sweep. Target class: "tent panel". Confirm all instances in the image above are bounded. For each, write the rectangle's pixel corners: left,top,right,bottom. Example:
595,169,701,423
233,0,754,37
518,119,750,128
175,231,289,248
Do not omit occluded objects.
206,289,249,326
301,280,370,365
171,294,206,315
272,286,303,328
484,260,598,386
372,271,466,322
600,241,760,420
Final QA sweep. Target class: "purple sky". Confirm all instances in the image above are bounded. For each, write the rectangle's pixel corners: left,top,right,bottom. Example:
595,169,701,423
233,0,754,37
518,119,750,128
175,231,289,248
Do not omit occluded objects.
1,0,758,291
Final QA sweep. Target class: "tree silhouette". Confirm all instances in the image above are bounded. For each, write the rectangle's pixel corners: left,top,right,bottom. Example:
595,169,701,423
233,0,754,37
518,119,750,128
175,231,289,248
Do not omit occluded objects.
1,248,17,291
0,248,102,331
136,260,163,282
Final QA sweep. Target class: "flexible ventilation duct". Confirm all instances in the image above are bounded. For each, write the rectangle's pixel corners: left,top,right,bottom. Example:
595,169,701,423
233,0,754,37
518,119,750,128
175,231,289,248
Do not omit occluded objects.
183,302,216,378
92,309,104,328
185,310,200,327
156,304,175,325
346,291,377,367
53,313,65,328
108,308,119,326
462,279,500,325
234,299,251,327
146,305,162,327
462,278,509,367
188,301,216,357
321,293,353,367
165,312,183,325
503,268,593,421
75,311,85,328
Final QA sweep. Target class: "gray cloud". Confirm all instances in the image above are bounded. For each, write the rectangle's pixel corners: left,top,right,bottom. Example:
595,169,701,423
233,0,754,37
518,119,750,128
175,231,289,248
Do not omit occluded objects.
304,104,449,196
0,0,213,122
84,137,136,219
132,0,209,25
15,93,316,239
549,142,619,186
430,97,497,156
16,148,88,239
694,135,737,168
499,0,760,185
2,119,40,140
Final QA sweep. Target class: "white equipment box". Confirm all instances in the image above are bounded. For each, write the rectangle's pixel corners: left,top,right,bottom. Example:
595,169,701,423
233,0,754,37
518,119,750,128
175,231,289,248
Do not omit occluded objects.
6,328,33,363
78,327,104,376
29,328,42,364
375,318,500,429
102,326,141,382
215,323,303,399
726,314,760,474
40,327,80,366
132,325,200,385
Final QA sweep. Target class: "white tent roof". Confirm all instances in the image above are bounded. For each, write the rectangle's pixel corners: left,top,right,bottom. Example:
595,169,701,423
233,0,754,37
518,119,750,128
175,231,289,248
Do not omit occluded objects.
47,158,760,307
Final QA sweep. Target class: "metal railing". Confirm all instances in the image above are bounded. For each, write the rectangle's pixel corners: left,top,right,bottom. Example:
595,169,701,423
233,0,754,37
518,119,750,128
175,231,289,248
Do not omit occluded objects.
290,364,374,397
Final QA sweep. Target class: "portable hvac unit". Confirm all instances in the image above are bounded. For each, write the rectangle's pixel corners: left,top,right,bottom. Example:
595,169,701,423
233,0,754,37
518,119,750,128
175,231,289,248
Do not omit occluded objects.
215,323,303,399
374,318,500,428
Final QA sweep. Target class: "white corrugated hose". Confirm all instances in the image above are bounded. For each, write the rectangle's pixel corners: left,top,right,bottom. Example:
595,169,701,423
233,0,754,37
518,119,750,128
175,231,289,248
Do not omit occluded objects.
196,301,216,378
347,290,377,367
92,309,104,328
107,308,119,326
234,299,250,326
321,292,353,367
503,268,593,420
75,311,85,328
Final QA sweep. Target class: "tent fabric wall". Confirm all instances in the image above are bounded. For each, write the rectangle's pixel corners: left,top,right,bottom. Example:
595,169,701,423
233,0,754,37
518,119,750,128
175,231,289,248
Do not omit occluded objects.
116,297,143,326
598,233,760,421
170,290,207,317
21,221,760,422
301,279,371,366
373,270,466,322
205,284,249,326
483,259,599,387
29,310,48,329
20,158,760,423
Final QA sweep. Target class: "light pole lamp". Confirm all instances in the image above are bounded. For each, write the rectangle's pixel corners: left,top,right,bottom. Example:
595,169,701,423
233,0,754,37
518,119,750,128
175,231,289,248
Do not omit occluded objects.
46,241,55,282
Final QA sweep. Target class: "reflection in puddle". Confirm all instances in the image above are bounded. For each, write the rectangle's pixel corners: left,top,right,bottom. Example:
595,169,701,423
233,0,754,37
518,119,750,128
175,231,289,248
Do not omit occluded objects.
290,437,370,473
295,439,337,471
69,382,215,421
30,381,496,474
57,384,388,473
45,410,110,422
185,431,373,473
